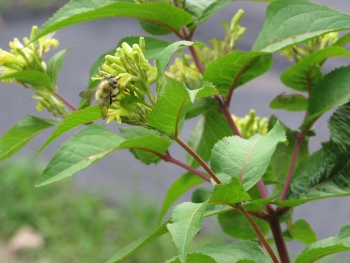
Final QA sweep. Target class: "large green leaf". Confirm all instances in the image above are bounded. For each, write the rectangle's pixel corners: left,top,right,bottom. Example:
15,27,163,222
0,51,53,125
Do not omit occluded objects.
0,116,61,161
185,0,231,29
35,124,124,186
155,41,207,80
47,47,73,88
210,122,286,190
158,172,207,224
203,51,272,96
146,76,218,136
184,98,219,119
36,106,101,155
35,1,193,40
277,103,350,206
281,46,350,92
302,64,350,129
166,242,274,263
269,94,308,112
218,212,270,240
334,32,350,47
252,0,350,52
210,177,250,205
117,127,172,165
0,71,52,91
187,109,233,168
167,200,208,263
283,219,317,245
105,220,170,263
295,225,350,263
79,36,170,109
270,131,309,184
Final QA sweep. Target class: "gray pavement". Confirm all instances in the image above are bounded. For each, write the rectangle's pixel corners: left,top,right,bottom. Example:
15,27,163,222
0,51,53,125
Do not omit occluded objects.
1,0,350,258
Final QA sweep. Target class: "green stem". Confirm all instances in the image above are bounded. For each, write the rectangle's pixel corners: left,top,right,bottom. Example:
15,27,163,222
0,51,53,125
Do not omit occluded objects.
236,204,280,263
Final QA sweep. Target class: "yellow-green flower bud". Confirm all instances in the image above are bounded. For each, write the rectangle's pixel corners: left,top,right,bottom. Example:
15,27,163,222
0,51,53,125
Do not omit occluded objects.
139,37,145,53
110,63,126,74
101,63,118,75
121,42,133,58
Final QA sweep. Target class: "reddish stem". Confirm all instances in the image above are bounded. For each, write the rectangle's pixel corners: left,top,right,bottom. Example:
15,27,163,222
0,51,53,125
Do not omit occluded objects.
221,105,242,137
162,153,211,182
268,216,290,263
237,204,280,263
175,137,222,184
280,131,306,200
54,91,76,111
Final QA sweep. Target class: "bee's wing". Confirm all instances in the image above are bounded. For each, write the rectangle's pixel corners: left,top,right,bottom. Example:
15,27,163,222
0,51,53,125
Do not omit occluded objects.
79,89,97,100
99,95,111,120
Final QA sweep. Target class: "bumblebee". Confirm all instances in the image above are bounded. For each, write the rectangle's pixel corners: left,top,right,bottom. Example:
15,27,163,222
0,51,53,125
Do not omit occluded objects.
79,76,119,119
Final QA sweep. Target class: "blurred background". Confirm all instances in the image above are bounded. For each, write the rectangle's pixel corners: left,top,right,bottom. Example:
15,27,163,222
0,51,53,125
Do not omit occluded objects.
0,0,350,262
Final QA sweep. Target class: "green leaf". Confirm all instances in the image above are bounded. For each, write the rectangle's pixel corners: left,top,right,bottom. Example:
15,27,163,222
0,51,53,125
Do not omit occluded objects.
185,98,219,119
269,93,308,112
284,219,317,245
210,122,287,190
187,109,233,168
0,116,61,161
105,220,170,263
138,19,172,35
203,51,272,96
278,103,350,206
218,212,270,240
295,225,350,263
117,127,172,165
185,0,231,29
270,131,309,185
334,32,350,47
210,177,251,205
159,172,206,224
192,188,212,204
167,200,209,263
155,41,207,80
119,126,172,164
281,46,350,92
79,36,170,109
35,2,193,41
35,124,124,186
302,65,350,129
146,76,218,135
36,106,101,155
0,71,52,91
167,242,274,263
47,47,73,88
252,0,350,52
165,253,215,263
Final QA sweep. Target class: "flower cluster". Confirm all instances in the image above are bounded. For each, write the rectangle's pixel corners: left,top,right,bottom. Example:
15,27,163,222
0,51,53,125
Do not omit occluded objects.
232,110,268,139
166,10,245,89
280,32,338,62
195,9,246,67
0,26,58,81
0,26,69,117
95,37,153,125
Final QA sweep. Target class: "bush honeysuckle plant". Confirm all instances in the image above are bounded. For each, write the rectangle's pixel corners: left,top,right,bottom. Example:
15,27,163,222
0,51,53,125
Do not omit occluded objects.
2,0,350,262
